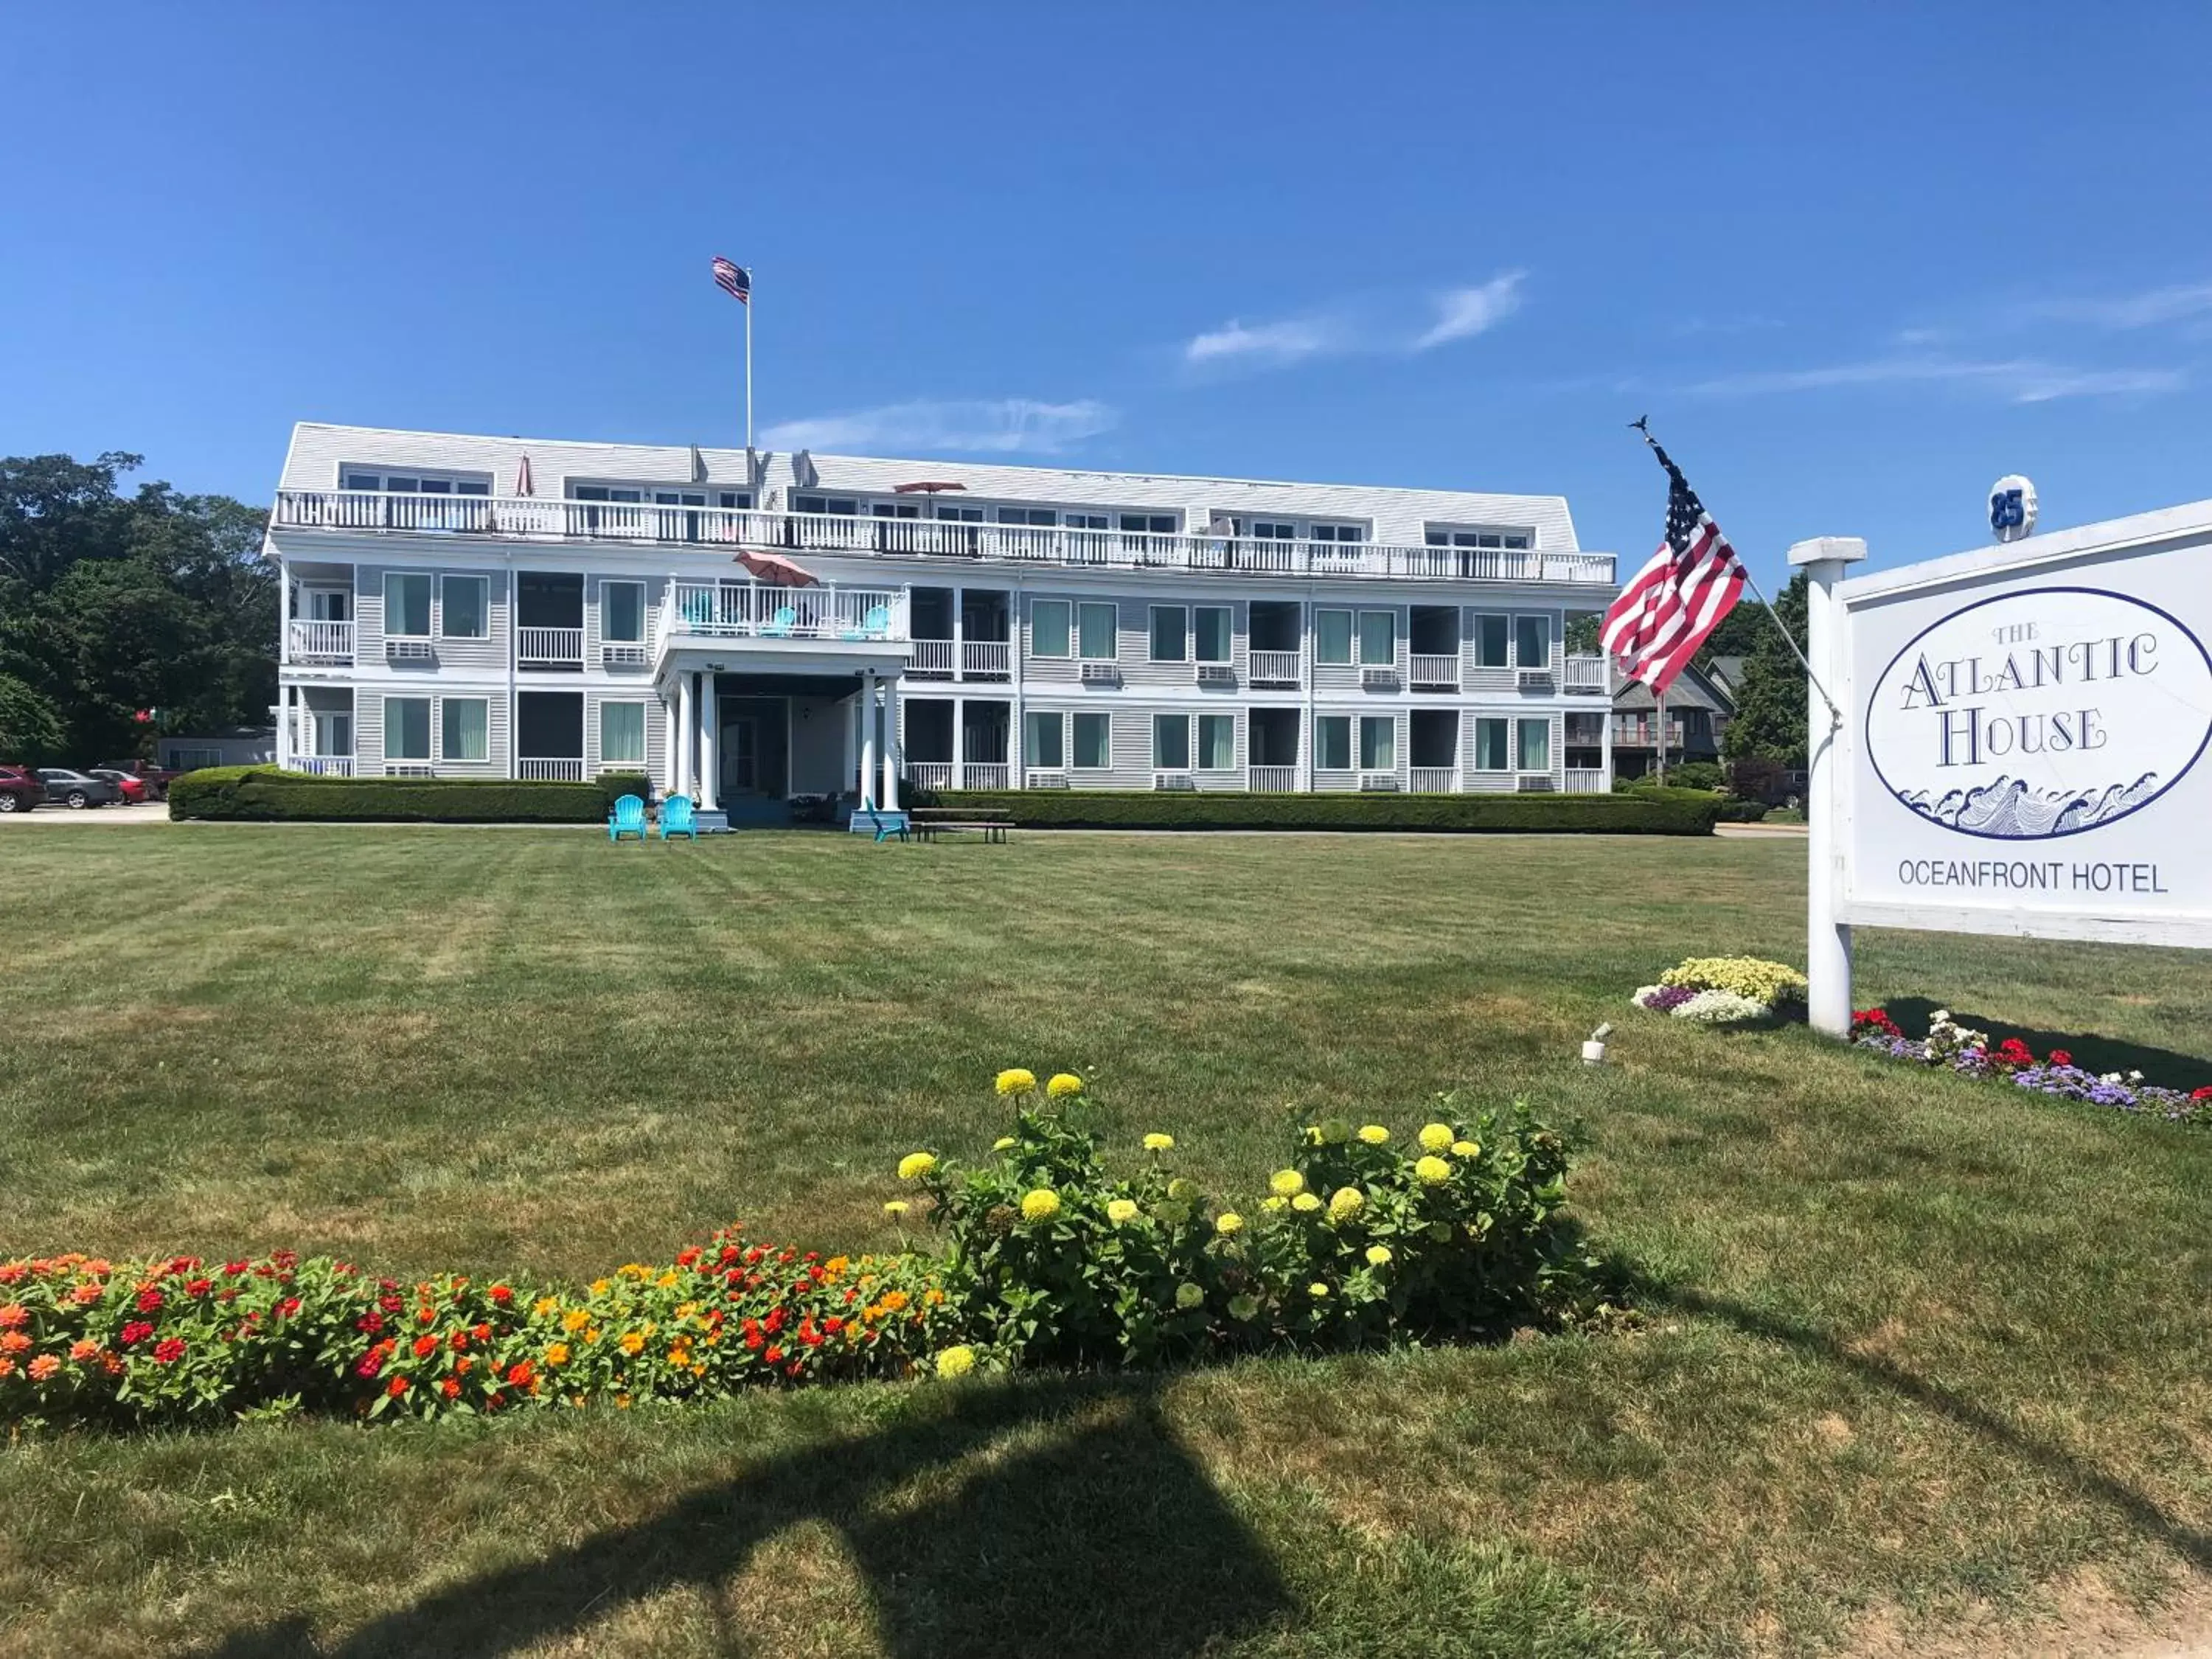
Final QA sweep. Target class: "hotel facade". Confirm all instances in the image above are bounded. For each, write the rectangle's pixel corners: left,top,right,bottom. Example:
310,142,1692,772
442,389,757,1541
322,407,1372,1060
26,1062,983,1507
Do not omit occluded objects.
267,425,1619,821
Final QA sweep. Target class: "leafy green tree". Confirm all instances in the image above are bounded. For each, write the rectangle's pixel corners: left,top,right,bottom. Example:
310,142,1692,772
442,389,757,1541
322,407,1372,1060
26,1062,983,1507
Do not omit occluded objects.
0,673,64,764
1721,571,1809,770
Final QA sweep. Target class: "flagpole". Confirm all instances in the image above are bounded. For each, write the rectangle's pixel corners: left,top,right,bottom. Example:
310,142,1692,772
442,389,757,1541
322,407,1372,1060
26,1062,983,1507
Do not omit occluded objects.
744,269,754,455
1656,686,1667,785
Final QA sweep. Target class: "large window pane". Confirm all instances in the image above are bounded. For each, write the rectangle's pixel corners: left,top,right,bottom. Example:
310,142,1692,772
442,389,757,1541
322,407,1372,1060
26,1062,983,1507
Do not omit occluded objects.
384,573,431,637
1073,712,1112,769
1358,611,1396,667
1515,615,1551,669
1197,713,1235,771
1150,606,1187,662
440,698,488,762
384,697,430,760
1517,717,1551,772
1025,711,1064,769
1476,614,1511,667
1194,606,1231,663
1077,602,1118,660
1360,716,1395,771
1152,714,1190,769
603,581,645,643
1315,609,1353,665
441,576,487,639
1031,599,1071,658
1315,716,1352,771
1475,717,1511,771
600,701,646,765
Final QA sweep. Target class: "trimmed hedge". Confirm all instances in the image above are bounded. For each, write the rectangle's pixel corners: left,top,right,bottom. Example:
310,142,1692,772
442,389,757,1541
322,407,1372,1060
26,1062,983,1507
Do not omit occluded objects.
168,767,609,824
929,788,1719,835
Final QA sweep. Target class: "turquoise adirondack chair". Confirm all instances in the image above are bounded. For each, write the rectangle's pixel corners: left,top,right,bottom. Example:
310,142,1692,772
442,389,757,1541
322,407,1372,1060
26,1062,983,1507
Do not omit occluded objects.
659,793,698,841
608,793,647,842
841,603,892,641
762,605,798,639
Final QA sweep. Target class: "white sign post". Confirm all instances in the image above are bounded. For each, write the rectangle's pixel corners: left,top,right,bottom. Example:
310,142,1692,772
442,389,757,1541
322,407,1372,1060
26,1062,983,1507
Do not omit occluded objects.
1797,502,2212,1034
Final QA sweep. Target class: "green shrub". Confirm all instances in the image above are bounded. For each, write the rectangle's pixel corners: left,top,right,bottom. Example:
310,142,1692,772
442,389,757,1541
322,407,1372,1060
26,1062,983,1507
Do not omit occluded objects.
1660,759,1725,790
931,790,1718,835
595,771,651,812
168,769,608,824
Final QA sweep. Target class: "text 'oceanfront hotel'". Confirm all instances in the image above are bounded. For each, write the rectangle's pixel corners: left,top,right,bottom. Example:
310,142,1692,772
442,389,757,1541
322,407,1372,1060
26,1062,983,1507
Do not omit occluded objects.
268,424,1621,824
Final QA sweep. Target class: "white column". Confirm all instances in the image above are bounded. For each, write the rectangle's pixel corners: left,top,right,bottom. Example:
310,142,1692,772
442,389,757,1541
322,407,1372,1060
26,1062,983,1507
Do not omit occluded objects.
277,684,293,771
953,588,965,682
277,557,292,669
675,671,695,800
698,673,719,811
1600,660,1615,787
859,669,878,809
663,690,678,796
1789,535,1867,1037
1010,585,1026,790
882,674,902,810
953,694,965,790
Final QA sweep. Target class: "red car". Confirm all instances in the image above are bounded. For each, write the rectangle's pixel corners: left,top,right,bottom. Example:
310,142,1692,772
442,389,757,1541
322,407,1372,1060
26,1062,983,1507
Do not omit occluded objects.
94,759,178,800
89,768,152,804
0,765,44,814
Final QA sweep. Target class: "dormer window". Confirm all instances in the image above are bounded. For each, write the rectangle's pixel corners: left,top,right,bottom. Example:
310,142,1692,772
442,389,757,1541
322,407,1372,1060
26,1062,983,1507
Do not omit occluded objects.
342,469,490,495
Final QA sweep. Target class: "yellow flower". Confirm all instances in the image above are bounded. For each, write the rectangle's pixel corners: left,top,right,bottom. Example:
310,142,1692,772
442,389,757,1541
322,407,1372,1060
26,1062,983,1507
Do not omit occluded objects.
1357,1124,1390,1146
1366,1245,1392,1267
1328,1186,1365,1222
1291,1192,1322,1213
544,1342,570,1366
582,1326,602,1346
1308,1282,1329,1298
1262,1196,1287,1213
614,1392,633,1410
992,1136,1017,1151
1414,1155,1452,1186
936,1345,977,1379
1020,1187,1062,1222
1143,1133,1175,1152
589,1279,612,1295
532,1296,560,1318
1419,1123,1454,1152
656,1272,680,1289
1452,1140,1480,1158
561,1307,590,1332
995,1068,1038,1096
1215,1212,1244,1236
883,1200,910,1218
898,1152,937,1181
1175,1282,1205,1310
1106,1198,1140,1225
677,1301,699,1319
619,1331,645,1355
1269,1169,1306,1197
1048,1072,1084,1097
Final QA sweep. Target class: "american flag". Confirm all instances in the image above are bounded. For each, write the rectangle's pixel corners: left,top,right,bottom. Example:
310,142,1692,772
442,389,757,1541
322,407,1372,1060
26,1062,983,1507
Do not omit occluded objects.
1599,439,1746,694
711,255,750,303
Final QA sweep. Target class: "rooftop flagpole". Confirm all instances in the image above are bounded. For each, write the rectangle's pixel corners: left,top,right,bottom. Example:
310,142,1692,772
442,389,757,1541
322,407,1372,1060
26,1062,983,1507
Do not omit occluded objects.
744,265,754,456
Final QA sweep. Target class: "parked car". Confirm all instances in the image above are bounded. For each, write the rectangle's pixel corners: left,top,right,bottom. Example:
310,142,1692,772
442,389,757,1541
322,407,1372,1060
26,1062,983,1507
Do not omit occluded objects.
93,759,178,799
35,768,120,809
0,765,44,814
88,768,152,804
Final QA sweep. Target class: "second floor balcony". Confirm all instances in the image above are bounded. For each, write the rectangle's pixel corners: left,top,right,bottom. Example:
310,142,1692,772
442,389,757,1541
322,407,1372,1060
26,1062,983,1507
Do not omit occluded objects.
661,582,906,649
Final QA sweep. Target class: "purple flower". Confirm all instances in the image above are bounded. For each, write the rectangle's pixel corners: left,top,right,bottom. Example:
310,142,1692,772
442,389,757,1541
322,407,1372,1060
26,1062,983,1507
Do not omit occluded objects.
1642,985,1697,1012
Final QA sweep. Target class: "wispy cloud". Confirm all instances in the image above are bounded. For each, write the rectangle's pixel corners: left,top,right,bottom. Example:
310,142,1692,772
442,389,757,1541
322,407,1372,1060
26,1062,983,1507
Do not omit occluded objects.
1413,271,1526,349
759,397,1116,456
1687,354,2182,404
2021,281,2212,330
1183,316,1341,366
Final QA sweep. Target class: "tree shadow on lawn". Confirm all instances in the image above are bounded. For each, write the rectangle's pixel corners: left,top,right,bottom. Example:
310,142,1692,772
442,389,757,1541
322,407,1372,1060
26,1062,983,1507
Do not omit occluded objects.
1884,998,2212,1091
192,1373,1295,1659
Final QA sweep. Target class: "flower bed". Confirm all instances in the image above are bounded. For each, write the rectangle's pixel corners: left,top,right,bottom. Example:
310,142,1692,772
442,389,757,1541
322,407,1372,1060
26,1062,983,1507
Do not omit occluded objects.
1632,956,1807,1026
1,1072,1618,1430
1851,1007,2211,1127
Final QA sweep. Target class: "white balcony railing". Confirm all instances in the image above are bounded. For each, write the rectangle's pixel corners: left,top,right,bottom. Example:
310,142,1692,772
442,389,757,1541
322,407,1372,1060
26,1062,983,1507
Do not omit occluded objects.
1564,768,1608,794
288,620,355,663
518,758,584,782
1248,650,1301,685
1563,655,1607,693
517,626,584,667
1249,765,1298,793
293,756,353,777
1409,654,1460,688
961,762,1011,790
1409,767,1458,793
664,583,903,645
962,641,1011,678
908,639,955,677
906,762,953,792
271,491,1619,587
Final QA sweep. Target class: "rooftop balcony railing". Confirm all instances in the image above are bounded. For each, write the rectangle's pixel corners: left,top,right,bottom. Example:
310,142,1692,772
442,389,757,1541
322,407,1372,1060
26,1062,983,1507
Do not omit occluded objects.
271,491,1618,586
661,582,905,646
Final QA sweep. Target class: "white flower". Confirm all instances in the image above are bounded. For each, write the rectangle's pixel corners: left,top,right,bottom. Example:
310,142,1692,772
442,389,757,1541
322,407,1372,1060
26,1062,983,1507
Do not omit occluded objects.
1932,1009,1950,1022
1672,988,1770,1025
2129,1070,2144,1082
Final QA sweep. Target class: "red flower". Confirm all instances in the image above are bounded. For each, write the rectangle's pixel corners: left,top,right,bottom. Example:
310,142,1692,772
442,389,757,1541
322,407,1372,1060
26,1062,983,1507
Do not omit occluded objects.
440,1377,462,1400
472,1323,491,1343
450,1329,470,1352
488,1284,513,1305
743,1331,764,1352
764,1308,785,1334
417,1307,436,1325
136,1287,165,1314
388,1376,409,1398
764,1344,785,1364
357,1312,385,1335
274,1297,301,1319
119,1321,154,1346
185,1278,213,1297
412,1335,439,1359
223,1261,249,1276
2049,1049,2073,1067
506,1360,535,1387
2193,1086,2212,1103
152,1338,187,1364
676,1248,702,1269
824,1317,844,1336
355,1352,385,1378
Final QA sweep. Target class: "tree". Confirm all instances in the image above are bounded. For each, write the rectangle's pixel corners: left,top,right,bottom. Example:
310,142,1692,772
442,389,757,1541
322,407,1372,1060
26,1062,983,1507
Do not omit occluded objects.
0,673,64,765
1721,571,1809,770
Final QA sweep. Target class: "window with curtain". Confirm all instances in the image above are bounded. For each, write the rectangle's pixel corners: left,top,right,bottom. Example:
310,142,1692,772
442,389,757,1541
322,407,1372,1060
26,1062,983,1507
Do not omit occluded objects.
1197,713,1235,771
1360,716,1395,771
1517,717,1551,772
1031,599,1071,658
439,698,489,762
1515,615,1551,669
1358,611,1397,667
1194,606,1231,663
1077,602,1118,660
1475,717,1511,771
384,574,431,638
1475,614,1512,667
1073,712,1113,769
1315,609,1353,664
1026,712,1065,769
384,698,431,759
1152,714,1191,769
601,701,647,766
1150,606,1187,662
439,576,488,639
602,581,645,643
1314,716,1352,771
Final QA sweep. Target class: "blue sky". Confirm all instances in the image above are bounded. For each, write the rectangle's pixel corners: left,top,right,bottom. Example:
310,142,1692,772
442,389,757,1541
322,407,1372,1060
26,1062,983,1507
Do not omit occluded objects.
4,2,2209,588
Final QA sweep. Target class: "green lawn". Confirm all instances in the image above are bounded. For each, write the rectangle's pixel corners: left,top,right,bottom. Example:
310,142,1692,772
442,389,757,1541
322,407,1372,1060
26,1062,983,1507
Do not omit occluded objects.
2,824,2209,1658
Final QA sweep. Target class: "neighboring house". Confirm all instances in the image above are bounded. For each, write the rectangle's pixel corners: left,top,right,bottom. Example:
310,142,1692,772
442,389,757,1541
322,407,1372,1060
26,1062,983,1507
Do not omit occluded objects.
159,727,276,772
1609,661,1733,780
265,424,1623,823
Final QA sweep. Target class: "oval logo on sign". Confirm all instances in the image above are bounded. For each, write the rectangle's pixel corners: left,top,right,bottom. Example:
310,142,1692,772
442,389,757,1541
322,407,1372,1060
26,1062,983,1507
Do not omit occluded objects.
1865,587,2212,841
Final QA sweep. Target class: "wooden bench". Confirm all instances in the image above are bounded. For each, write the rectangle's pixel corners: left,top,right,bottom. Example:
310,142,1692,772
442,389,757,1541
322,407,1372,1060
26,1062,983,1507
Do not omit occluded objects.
909,806,1012,844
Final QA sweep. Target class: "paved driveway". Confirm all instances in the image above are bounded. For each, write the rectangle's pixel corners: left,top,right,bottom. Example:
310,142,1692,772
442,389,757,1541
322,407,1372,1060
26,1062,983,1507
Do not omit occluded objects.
2,801,171,824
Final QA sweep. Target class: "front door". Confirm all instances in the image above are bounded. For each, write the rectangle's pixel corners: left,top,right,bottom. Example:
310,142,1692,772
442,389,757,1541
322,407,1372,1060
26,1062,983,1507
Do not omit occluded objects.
723,717,759,796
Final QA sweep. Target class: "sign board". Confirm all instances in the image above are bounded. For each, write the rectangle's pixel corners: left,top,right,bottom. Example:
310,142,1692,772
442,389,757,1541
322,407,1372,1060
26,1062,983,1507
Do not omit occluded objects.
1820,501,2212,950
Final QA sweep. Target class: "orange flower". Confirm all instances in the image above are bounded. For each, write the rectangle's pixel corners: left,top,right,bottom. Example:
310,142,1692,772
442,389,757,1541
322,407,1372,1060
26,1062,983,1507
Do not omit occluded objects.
543,1342,570,1366
27,1354,60,1382
506,1360,535,1387
879,1290,909,1313
0,1332,30,1355
411,1335,438,1359
387,1377,408,1398
71,1283,102,1306
0,1304,25,1329
0,1358,15,1378
439,1377,462,1399
69,1339,101,1363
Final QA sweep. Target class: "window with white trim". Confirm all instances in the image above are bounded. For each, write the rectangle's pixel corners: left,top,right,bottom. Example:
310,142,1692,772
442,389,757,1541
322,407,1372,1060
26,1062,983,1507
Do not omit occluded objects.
1360,716,1395,771
384,698,431,761
1309,522,1366,543
1152,714,1191,770
793,495,859,515
602,581,646,643
1150,605,1187,662
1315,715,1352,771
440,575,488,640
600,700,648,766
1475,613,1511,668
342,468,490,495
1031,599,1071,658
1358,611,1396,667
1517,717,1551,772
1025,710,1065,770
997,507,1056,526
1077,602,1118,661
1197,713,1235,771
1063,512,1110,530
1194,606,1231,664
440,698,489,762
1474,718,1512,771
1424,526,1532,551
1120,513,1175,535
1073,712,1113,770
1315,608,1354,665
1515,614,1551,669
384,573,431,638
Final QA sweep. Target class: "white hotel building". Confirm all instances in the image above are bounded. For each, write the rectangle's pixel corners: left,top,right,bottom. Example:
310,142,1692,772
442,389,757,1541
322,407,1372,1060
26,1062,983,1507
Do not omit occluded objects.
267,424,1618,823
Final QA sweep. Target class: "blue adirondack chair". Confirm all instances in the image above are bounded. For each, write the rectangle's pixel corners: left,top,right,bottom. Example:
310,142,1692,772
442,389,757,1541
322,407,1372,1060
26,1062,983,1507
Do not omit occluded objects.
608,793,647,842
841,603,892,641
659,793,698,841
762,605,798,639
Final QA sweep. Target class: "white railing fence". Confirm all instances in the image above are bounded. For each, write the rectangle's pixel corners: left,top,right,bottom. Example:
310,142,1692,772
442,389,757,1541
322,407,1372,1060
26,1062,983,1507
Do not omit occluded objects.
1248,650,1301,684
906,762,953,792
1409,767,1458,793
517,626,584,665
288,620,355,661
664,582,902,643
908,639,955,676
518,758,585,781
293,756,353,777
1563,655,1607,692
1248,765,1299,792
1563,768,1608,794
961,762,1011,790
961,640,1011,677
1409,654,1460,687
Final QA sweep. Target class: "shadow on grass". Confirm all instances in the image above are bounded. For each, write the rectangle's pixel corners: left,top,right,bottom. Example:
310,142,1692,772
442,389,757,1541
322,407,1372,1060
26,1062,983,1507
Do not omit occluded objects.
1661,1283,2212,1574
1885,998,2212,1091
192,1374,1292,1659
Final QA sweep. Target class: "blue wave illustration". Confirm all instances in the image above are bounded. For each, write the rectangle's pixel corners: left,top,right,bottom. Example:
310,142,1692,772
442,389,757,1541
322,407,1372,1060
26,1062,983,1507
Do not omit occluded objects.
1899,773,2160,838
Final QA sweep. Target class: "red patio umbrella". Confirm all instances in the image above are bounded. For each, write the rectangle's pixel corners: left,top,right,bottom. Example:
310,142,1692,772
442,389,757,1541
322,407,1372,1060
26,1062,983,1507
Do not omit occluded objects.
734,550,820,586
892,481,966,495
513,453,535,496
